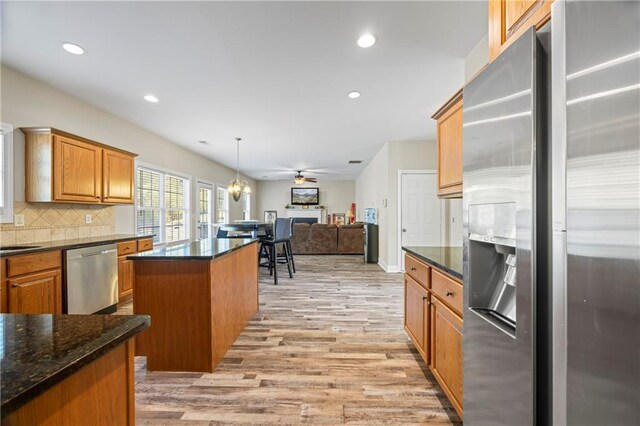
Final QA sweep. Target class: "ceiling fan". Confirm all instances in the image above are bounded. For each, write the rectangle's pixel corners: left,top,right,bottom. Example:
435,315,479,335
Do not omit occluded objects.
293,170,317,184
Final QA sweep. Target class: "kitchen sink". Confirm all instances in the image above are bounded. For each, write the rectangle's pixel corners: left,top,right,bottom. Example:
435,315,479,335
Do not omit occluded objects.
0,245,42,251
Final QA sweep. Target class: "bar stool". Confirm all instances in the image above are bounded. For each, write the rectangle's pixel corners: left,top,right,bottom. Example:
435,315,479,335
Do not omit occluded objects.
259,218,293,285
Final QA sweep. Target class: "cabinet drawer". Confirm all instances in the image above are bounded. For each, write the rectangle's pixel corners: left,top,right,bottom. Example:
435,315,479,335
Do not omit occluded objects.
7,251,61,278
117,241,137,256
137,238,153,253
405,254,430,288
431,269,463,316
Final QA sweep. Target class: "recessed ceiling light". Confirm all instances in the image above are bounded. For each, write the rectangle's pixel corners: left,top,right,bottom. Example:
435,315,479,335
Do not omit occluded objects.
62,42,85,55
348,91,361,99
144,94,159,103
357,33,376,48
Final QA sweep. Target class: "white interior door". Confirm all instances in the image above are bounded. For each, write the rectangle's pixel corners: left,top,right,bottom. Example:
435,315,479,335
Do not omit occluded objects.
400,172,441,271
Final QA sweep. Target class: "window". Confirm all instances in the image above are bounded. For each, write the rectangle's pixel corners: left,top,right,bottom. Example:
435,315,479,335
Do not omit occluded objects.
197,181,213,239
242,192,251,220
136,166,190,244
216,186,229,224
0,124,13,224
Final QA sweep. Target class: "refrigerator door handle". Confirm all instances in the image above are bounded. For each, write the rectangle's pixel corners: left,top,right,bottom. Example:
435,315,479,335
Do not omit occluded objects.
551,2,568,424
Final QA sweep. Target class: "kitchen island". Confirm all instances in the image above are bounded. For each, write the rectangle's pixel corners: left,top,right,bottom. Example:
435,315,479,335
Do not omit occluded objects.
128,238,259,372
1,313,149,425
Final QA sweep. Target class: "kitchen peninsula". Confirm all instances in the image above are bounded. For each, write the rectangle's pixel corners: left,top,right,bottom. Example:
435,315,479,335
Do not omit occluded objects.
1,314,149,426
128,238,259,372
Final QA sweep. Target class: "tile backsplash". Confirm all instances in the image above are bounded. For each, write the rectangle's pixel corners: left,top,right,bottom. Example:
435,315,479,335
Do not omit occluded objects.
0,202,115,244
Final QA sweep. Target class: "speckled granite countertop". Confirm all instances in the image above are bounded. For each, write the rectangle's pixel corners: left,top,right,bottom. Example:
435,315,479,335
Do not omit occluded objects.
0,234,154,257
127,238,258,260
402,246,463,280
0,314,149,416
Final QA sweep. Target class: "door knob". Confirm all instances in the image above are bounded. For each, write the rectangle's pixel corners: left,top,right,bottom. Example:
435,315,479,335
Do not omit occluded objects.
402,228,407,232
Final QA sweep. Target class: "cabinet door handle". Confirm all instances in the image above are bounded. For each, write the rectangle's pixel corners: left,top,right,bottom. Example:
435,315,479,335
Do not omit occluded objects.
422,296,427,301
445,290,454,297
10,281,19,288
95,195,100,199
411,267,417,271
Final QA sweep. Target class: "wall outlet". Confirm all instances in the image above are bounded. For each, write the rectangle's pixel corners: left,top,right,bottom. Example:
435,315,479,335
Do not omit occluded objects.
85,214,92,224
14,214,25,227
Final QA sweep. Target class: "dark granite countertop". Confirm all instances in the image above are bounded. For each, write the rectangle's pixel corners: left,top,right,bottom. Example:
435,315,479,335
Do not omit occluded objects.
402,246,463,280
0,314,149,417
127,238,258,260
0,234,155,257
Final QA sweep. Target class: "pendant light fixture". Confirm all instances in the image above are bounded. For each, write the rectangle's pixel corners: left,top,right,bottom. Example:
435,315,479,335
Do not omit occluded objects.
228,137,250,202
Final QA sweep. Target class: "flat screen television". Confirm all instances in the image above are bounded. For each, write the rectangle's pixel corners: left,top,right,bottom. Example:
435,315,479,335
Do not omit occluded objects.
291,187,319,205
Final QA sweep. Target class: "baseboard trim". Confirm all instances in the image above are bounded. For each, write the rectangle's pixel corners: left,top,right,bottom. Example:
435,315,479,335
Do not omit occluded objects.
377,259,401,273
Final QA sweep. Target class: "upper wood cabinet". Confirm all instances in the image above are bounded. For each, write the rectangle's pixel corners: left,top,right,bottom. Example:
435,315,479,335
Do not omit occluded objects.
54,135,102,203
488,0,553,61
432,90,463,199
23,128,137,204
103,149,135,204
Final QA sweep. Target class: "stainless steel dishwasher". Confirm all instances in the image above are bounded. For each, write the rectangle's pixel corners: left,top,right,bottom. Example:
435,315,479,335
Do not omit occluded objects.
65,243,118,314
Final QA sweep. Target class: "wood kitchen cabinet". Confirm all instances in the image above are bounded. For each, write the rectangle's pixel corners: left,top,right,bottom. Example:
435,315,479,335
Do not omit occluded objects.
8,270,62,314
22,128,137,205
53,135,103,203
117,239,153,303
488,0,553,62
404,275,430,361
118,258,134,302
432,90,463,198
3,250,62,314
431,296,463,418
103,149,135,204
403,252,464,419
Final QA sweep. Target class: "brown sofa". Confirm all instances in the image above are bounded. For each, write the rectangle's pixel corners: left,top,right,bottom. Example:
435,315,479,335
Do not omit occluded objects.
291,222,364,255
337,223,365,254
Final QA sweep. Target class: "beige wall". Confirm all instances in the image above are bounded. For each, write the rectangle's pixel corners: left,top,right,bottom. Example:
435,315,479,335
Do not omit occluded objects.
355,143,389,265
256,180,355,221
1,65,257,241
356,140,444,271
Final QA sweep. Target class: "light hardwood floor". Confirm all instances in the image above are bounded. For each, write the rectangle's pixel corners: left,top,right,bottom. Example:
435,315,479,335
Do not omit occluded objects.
118,255,461,425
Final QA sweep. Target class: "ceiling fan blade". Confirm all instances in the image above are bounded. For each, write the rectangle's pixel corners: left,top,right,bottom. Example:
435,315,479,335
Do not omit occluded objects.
304,178,318,182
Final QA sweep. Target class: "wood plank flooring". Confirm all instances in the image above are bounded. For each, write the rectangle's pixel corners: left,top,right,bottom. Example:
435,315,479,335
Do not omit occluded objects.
118,255,461,425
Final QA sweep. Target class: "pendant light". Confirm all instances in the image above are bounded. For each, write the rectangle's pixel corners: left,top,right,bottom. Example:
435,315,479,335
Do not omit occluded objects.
228,137,250,202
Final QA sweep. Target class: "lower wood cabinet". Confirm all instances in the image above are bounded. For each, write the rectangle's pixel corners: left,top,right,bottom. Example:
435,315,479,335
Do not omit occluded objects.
431,296,463,417
118,257,134,302
3,251,62,314
404,275,430,360
403,253,463,419
117,238,153,303
8,270,62,314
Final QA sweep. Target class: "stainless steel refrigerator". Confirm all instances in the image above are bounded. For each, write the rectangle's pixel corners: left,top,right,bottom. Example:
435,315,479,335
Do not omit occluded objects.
462,1,639,424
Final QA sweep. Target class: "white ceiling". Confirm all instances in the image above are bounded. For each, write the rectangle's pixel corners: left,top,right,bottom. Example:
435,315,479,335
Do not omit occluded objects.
1,1,486,181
